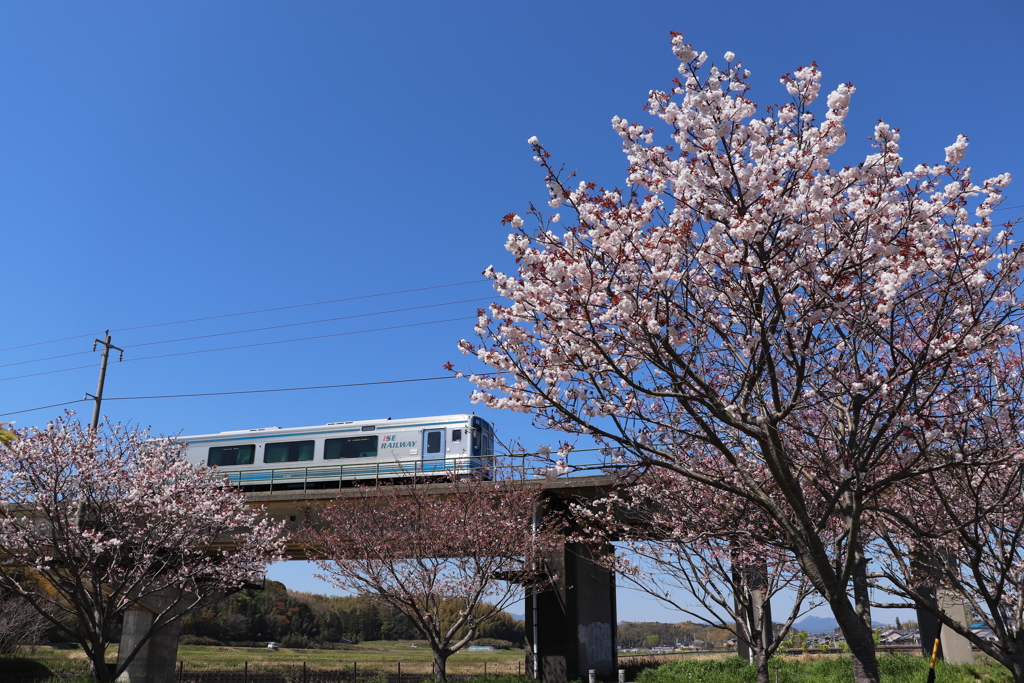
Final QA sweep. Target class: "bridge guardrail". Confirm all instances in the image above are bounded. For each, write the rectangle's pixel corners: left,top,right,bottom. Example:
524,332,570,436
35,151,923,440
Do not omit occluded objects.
220,456,494,492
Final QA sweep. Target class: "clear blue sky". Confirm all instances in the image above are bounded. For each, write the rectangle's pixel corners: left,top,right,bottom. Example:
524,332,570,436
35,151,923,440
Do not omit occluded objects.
1,1,1020,625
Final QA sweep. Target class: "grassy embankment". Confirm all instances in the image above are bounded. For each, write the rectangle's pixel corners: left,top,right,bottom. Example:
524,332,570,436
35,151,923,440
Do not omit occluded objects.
634,654,1013,683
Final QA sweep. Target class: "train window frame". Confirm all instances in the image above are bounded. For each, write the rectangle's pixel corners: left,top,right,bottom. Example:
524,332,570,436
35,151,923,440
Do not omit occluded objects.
425,430,443,455
324,435,379,459
452,429,462,443
263,440,315,464
207,444,256,467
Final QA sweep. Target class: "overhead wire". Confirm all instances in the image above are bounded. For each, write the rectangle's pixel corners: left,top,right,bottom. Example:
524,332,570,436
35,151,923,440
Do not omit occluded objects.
0,350,92,369
0,373,503,417
0,297,492,369
0,316,477,383
0,399,88,418
103,375,463,401
125,297,492,349
118,317,476,364
0,279,488,354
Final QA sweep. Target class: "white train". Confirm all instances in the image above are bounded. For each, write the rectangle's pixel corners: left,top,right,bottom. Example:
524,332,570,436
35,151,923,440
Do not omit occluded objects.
181,414,496,491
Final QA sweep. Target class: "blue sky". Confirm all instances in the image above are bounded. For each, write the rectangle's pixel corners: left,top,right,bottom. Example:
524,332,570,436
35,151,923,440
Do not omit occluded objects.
1,1,1021,624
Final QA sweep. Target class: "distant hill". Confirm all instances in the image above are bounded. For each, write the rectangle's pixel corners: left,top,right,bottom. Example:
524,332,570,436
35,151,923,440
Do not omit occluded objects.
794,616,883,634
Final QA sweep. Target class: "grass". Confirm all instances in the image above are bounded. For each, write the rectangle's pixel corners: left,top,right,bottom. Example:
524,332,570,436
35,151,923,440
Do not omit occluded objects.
634,654,1014,683
6,640,529,678
7,646,1017,682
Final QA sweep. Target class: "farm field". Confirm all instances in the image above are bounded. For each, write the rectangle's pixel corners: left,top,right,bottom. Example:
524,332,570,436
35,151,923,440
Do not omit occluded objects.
7,641,529,678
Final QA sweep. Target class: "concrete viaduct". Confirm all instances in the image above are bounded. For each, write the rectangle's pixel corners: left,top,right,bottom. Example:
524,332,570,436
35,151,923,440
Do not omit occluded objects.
121,474,619,683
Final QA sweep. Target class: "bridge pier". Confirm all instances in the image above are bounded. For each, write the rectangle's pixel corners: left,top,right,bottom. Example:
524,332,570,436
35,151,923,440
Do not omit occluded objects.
526,542,617,683
116,588,187,683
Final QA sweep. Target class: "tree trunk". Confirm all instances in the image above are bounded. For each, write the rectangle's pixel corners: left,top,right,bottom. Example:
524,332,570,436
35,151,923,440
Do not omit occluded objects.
1008,633,1024,683
432,649,450,683
753,651,770,683
833,600,880,683
851,545,873,632
89,646,111,683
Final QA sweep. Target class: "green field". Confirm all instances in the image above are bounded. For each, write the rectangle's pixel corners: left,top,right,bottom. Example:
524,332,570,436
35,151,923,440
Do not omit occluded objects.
7,640,529,678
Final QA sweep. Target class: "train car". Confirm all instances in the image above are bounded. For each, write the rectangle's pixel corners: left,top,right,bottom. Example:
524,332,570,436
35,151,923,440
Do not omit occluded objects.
180,414,495,491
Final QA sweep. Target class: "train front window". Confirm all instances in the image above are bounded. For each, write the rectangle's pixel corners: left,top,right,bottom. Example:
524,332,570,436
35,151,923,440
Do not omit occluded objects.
208,444,255,467
324,435,378,459
264,440,315,463
471,419,494,456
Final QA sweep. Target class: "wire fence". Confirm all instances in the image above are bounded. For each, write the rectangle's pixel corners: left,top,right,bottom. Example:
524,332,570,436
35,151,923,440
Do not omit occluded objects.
0,659,529,683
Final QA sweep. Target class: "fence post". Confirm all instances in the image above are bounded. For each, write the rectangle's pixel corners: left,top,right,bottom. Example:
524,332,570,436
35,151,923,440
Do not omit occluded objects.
244,661,248,683
398,661,401,682
484,661,487,677
619,669,625,683
178,660,183,683
304,661,308,683
589,669,596,683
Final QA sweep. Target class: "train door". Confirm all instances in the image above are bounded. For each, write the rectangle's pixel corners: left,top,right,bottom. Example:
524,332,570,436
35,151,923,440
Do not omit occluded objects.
423,429,446,470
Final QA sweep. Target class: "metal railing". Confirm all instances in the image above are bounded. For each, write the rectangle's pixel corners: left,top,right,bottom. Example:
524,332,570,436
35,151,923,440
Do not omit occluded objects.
221,456,496,492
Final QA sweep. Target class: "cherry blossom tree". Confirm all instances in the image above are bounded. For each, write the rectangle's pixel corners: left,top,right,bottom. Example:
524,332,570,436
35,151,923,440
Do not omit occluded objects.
574,470,816,683
459,32,1022,683
869,354,1024,681
300,472,560,682
0,414,286,682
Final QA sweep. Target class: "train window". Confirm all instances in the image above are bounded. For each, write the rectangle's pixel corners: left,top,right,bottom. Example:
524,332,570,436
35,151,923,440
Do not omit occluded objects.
324,435,378,459
452,429,462,443
208,444,255,467
425,430,442,455
264,440,315,463
471,420,494,456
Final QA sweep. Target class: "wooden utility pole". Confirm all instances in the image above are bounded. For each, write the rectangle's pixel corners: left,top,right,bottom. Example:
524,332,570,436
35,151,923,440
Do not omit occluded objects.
86,330,123,430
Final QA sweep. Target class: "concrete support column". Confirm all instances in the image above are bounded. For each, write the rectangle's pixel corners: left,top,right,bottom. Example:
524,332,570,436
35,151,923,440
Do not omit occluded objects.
526,542,617,683
116,588,186,683
913,588,973,663
937,593,974,664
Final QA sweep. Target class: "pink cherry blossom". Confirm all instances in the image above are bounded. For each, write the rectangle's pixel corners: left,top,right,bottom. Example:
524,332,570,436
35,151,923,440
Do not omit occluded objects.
460,32,1021,683
0,414,286,683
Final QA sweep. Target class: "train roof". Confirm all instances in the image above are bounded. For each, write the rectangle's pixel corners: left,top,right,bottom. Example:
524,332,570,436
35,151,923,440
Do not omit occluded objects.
178,413,484,443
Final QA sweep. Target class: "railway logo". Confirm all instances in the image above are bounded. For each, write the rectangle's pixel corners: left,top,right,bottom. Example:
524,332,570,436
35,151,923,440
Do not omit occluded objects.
380,435,417,449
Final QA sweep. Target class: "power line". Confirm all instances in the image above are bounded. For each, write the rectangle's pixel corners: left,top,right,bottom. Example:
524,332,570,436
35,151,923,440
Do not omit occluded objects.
119,317,476,364
0,373,496,417
0,364,96,383
0,297,492,371
103,375,463,401
0,399,87,418
113,281,486,333
0,280,488,354
125,298,492,349
0,350,92,369
0,316,476,383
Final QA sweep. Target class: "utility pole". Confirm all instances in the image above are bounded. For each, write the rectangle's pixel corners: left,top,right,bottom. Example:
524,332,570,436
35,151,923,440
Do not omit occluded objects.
86,330,123,431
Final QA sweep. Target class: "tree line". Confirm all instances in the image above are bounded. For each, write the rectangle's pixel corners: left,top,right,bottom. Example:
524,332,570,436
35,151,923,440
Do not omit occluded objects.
616,622,732,649
179,581,525,649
